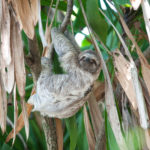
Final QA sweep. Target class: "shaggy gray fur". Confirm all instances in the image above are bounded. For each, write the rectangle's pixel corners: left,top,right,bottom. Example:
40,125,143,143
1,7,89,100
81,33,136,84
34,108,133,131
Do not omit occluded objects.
28,28,101,118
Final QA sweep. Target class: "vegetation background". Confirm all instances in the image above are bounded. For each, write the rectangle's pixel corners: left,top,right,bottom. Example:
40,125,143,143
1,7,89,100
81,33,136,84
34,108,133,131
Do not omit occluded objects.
0,0,150,150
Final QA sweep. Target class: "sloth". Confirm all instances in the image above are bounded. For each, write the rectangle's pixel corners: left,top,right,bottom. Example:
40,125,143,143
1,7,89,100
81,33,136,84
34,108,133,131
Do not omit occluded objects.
28,28,101,118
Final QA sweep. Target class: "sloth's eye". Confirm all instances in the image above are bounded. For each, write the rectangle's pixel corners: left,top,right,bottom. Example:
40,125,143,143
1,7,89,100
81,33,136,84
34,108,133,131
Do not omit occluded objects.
89,59,97,65
80,56,86,61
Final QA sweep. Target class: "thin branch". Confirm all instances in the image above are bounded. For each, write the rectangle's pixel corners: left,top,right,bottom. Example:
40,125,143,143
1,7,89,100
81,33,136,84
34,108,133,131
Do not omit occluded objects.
99,8,132,61
49,0,60,33
46,0,54,26
60,0,73,32
45,0,73,58
25,34,41,83
38,0,47,47
42,117,57,150
95,123,105,150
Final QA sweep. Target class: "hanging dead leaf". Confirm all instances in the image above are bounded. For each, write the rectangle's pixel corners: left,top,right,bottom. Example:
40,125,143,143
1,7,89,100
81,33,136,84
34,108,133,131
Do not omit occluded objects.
38,0,47,47
141,62,150,96
9,0,35,39
55,118,63,150
87,92,103,137
105,75,128,150
11,17,26,99
0,0,2,31
118,12,149,129
21,100,29,140
113,51,137,110
130,0,142,10
93,81,105,101
12,83,18,145
0,72,7,134
0,13,17,93
141,0,150,42
1,0,11,66
0,56,14,93
137,52,150,99
6,103,33,142
11,16,29,139
30,0,38,26
6,88,36,142
83,105,96,150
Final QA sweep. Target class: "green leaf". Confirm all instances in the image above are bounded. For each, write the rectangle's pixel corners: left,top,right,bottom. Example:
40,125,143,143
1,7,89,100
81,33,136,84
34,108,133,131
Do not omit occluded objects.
81,37,91,47
65,116,78,150
76,110,88,150
112,0,130,5
86,0,108,43
73,8,86,31
106,20,122,50
125,126,144,150
1,143,12,150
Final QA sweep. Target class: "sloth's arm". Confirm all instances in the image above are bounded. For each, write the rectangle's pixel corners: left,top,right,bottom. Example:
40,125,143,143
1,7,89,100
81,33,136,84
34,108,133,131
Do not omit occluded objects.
51,27,79,57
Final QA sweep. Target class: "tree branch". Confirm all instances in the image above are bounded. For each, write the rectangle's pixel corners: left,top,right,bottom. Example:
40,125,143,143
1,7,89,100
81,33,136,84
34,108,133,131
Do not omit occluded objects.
43,1,74,149
25,34,41,83
42,117,57,150
60,0,73,32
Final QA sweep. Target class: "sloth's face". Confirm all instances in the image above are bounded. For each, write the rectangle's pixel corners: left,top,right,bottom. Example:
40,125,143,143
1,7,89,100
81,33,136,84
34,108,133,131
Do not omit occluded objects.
79,50,100,74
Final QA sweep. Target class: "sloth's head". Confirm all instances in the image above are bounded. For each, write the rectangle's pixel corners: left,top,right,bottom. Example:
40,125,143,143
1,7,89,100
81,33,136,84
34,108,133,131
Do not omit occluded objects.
78,50,101,74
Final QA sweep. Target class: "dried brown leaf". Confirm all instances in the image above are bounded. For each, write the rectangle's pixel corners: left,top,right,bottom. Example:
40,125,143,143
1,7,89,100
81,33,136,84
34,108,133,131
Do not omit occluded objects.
12,83,18,145
87,92,103,137
93,81,105,101
119,13,149,129
6,88,36,142
38,0,47,47
55,118,63,150
0,0,2,31
0,14,17,93
12,17,26,98
1,0,11,66
83,105,95,150
141,0,150,42
0,56,14,93
105,75,128,150
141,61,150,97
130,0,142,10
30,0,38,26
9,0,35,39
21,100,29,140
0,72,7,134
113,51,137,109
6,103,33,142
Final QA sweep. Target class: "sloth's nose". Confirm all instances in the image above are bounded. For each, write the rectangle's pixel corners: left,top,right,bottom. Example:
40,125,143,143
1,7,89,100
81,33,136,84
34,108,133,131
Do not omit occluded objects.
85,57,90,62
